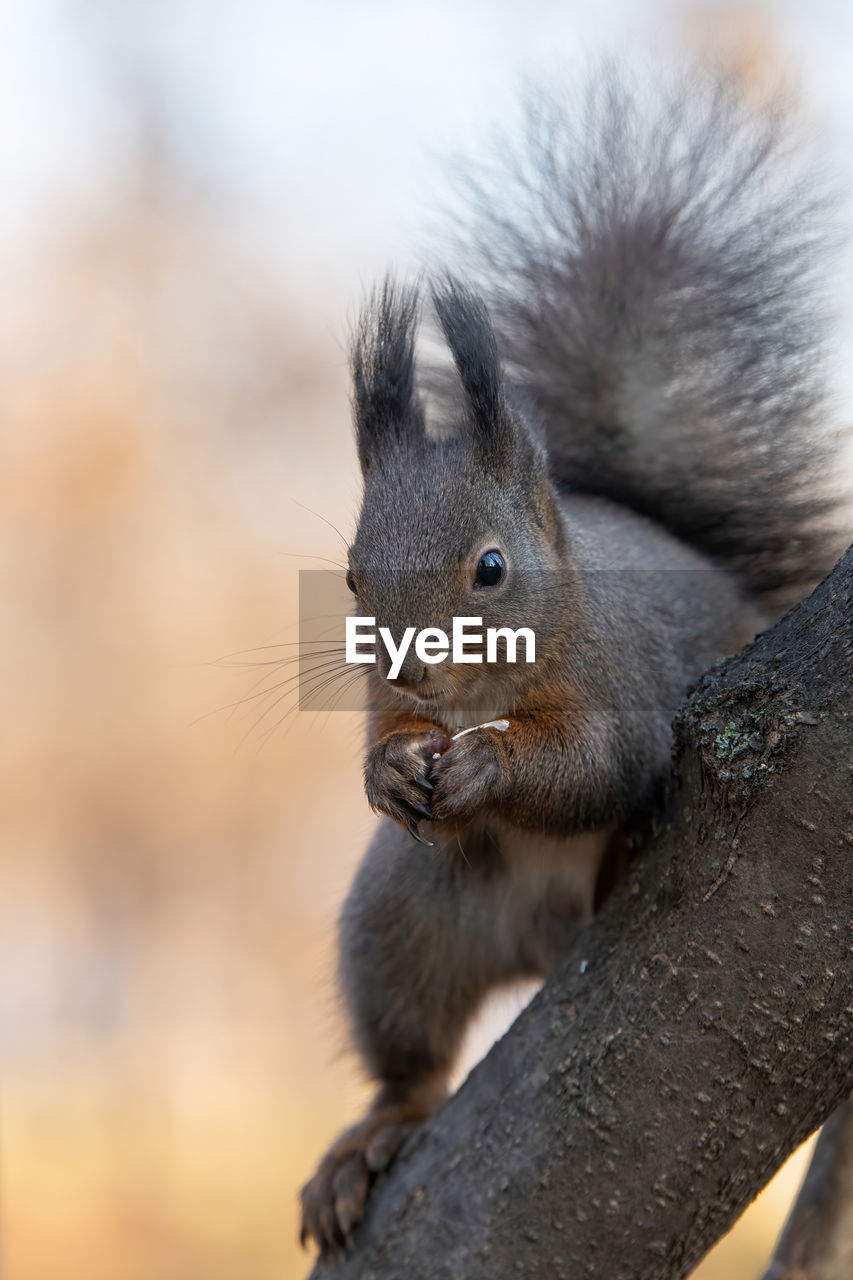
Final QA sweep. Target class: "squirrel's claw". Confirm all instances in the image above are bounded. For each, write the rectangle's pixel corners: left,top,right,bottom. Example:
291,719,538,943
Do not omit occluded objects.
406,817,433,845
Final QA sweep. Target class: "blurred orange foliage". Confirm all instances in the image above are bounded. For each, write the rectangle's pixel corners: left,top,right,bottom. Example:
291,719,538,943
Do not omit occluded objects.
0,97,814,1280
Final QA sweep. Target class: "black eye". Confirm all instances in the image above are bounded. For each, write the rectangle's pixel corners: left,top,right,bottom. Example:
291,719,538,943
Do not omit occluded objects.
474,549,505,588
346,568,358,595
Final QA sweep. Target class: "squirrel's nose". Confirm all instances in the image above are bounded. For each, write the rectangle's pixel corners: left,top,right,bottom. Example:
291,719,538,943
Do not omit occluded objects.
384,657,427,689
375,639,426,688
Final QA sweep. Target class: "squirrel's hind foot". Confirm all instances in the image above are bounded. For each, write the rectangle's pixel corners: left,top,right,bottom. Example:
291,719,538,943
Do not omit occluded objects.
299,1097,430,1256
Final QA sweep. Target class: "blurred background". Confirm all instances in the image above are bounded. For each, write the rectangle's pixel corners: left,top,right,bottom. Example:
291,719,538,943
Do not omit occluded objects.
2,1,852,1277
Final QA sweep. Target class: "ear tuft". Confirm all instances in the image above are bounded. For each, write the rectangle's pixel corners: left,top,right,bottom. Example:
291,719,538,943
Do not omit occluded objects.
352,277,423,472
430,276,505,439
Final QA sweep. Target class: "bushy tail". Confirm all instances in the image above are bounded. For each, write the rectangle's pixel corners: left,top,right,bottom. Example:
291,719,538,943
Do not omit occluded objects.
448,65,845,609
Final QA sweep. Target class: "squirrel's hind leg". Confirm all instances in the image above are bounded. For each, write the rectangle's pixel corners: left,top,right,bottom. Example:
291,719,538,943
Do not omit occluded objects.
300,818,536,1256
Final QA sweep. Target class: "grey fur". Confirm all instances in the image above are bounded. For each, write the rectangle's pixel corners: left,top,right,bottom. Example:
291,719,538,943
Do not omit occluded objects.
300,68,847,1256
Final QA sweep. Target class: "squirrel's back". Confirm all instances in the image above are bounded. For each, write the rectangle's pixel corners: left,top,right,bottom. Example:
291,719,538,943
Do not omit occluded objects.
448,66,846,612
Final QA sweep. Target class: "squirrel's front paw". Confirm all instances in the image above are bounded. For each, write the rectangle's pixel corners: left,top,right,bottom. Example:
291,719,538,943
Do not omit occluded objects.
429,730,507,824
364,729,447,842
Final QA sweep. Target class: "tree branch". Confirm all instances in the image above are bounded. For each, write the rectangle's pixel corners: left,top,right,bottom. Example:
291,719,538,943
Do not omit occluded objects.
761,1096,853,1279
309,545,853,1280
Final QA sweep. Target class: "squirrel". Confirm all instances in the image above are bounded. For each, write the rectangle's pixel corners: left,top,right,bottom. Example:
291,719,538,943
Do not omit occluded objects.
299,68,843,1255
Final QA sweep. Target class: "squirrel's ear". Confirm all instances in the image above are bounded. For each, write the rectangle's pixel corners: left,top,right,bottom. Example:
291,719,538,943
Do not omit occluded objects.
351,277,424,473
430,276,515,457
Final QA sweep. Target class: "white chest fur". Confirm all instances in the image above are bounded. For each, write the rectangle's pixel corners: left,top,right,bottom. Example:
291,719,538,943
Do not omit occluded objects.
496,824,611,922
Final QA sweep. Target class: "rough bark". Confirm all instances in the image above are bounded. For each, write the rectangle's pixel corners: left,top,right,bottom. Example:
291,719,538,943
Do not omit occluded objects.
309,545,853,1280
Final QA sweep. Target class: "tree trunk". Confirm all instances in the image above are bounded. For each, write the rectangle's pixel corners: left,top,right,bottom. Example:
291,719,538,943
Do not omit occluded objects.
308,545,853,1280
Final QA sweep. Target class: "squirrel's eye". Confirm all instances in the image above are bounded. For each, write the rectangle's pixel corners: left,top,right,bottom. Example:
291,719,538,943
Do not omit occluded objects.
474,549,505,588
346,569,358,595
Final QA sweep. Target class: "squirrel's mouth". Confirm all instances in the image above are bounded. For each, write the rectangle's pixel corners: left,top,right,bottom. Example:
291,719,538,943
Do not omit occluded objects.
392,684,454,705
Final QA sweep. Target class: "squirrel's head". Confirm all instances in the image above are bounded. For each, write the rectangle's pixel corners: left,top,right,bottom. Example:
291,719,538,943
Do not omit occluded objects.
346,276,573,712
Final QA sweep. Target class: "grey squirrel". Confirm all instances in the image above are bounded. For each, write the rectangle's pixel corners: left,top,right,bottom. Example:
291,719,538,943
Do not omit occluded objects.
300,68,843,1255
